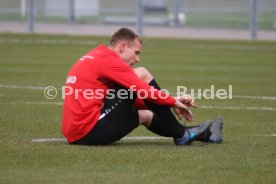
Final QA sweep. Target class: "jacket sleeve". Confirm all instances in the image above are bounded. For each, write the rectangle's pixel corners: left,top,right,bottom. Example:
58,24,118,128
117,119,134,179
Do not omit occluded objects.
98,57,176,106
134,98,148,110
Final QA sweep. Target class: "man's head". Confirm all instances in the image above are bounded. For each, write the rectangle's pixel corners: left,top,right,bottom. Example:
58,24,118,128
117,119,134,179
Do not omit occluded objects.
109,28,142,66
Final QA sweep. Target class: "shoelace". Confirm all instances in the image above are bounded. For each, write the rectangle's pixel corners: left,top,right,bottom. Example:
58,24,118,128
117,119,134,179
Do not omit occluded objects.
183,119,193,141
183,119,187,127
185,128,193,141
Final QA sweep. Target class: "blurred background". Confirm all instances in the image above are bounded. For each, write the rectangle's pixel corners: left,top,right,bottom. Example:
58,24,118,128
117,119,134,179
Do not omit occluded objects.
0,0,276,40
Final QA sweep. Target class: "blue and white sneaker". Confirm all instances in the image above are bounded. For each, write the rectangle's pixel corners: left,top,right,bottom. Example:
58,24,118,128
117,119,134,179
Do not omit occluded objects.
174,121,212,145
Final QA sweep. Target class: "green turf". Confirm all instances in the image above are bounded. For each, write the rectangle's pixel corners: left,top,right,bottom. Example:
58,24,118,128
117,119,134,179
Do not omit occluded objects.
0,33,276,184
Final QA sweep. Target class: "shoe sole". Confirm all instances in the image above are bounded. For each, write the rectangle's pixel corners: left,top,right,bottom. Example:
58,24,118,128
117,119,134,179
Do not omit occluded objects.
209,116,223,143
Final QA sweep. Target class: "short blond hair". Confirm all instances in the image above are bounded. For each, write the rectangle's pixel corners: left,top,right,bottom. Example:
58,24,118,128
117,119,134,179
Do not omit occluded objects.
109,28,142,46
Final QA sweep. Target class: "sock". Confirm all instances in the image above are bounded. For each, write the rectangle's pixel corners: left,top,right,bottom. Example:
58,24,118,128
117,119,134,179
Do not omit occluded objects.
145,79,185,139
147,114,173,137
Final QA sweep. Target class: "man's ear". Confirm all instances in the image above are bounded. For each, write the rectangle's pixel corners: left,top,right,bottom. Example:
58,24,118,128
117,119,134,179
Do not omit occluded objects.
119,42,127,53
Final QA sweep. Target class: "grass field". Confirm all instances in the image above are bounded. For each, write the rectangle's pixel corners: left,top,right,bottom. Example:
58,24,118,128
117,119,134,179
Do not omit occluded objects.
0,33,276,184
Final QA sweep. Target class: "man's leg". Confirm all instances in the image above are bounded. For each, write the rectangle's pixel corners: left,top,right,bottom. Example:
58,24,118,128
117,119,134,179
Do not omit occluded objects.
134,67,223,144
72,86,139,146
134,67,211,145
138,110,172,137
134,67,185,139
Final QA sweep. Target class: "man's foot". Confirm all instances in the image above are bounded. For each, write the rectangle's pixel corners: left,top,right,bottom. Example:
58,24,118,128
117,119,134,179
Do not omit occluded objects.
174,121,212,145
190,116,223,143
209,116,223,143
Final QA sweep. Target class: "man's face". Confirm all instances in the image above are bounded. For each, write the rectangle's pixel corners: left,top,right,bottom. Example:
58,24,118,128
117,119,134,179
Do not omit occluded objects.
119,38,141,66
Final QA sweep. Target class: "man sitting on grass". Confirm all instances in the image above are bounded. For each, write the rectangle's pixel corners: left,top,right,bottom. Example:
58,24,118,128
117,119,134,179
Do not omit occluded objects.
62,27,223,146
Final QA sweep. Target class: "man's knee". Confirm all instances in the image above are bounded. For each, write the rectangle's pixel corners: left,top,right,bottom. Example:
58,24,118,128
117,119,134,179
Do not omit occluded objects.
138,110,153,127
133,67,153,83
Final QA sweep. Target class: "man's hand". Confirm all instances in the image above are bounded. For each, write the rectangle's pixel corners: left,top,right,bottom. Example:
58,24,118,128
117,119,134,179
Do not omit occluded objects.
177,95,196,108
173,100,193,122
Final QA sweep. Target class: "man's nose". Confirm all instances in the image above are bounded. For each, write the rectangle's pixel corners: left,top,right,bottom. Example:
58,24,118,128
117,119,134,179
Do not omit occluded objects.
136,56,140,63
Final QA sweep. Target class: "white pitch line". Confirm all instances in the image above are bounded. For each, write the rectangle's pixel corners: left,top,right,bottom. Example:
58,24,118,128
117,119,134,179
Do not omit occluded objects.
233,95,276,100
190,44,276,51
1,84,276,101
10,101,276,111
170,92,276,101
32,136,169,143
32,134,276,143
0,84,46,90
1,38,276,51
14,101,63,106
199,105,276,111
252,134,276,137
0,38,98,46
32,138,66,142
123,136,169,140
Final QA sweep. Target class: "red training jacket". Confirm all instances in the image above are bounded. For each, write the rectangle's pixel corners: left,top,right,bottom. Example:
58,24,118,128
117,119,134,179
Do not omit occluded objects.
61,45,176,143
